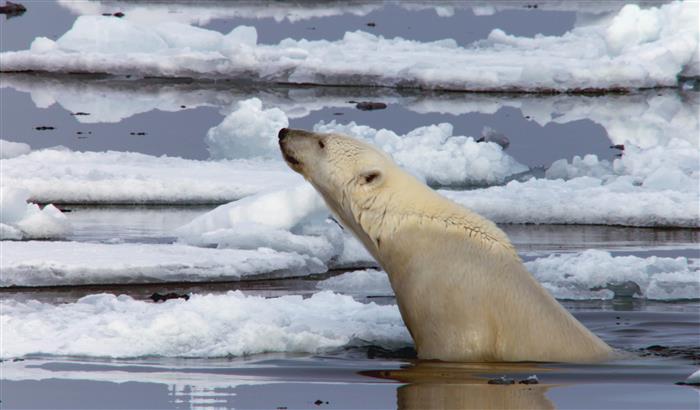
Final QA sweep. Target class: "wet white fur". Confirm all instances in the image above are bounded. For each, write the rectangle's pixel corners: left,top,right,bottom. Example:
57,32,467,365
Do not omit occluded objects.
280,129,613,362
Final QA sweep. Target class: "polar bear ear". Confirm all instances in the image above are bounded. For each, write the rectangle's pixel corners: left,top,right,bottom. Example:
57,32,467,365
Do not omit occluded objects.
359,169,383,186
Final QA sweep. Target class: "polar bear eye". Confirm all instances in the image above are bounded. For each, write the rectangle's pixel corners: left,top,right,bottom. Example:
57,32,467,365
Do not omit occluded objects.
364,172,378,183
318,140,325,149
358,169,382,186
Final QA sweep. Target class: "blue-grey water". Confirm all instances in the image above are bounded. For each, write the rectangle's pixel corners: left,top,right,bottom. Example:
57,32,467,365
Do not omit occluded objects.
1,1,698,409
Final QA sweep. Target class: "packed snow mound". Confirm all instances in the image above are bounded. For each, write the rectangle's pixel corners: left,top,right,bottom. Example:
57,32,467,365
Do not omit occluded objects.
2,1,696,90
317,269,392,295
0,140,30,159
0,187,71,240
526,250,700,301
176,184,374,268
0,241,325,287
206,98,288,159
315,121,527,186
0,147,299,204
0,291,409,358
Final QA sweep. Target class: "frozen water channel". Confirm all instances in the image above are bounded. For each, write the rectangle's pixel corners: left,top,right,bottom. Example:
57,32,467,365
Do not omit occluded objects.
1,1,698,409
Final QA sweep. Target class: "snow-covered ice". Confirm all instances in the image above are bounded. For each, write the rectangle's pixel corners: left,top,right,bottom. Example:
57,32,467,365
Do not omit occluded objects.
0,139,30,159
0,187,71,240
443,135,699,227
2,1,697,90
57,0,381,24
317,269,392,295
206,98,288,160
0,291,409,358
0,240,325,287
55,1,666,26
317,251,700,301
0,148,299,204
525,250,700,300
207,101,527,185
442,177,698,228
176,184,374,267
315,121,527,186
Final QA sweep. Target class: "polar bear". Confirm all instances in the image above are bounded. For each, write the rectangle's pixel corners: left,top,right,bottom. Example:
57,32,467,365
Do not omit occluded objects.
278,128,613,362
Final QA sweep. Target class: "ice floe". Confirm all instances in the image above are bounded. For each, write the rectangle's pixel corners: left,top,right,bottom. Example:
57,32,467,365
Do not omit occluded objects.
0,240,325,287
0,187,71,240
526,250,700,301
442,177,698,228
57,0,381,24
205,98,288,160
317,269,392,295
2,1,696,90
314,121,527,186
56,1,664,26
0,291,409,358
442,131,699,227
176,183,373,268
0,148,298,204
207,101,527,185
0,139,30,159
317,251,700,301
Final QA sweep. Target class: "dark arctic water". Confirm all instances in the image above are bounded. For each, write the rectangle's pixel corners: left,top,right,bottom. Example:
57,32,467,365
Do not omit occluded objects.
1,1,699,409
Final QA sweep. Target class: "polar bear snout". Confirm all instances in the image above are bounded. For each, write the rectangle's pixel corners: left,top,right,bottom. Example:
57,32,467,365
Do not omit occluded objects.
279,128,317,171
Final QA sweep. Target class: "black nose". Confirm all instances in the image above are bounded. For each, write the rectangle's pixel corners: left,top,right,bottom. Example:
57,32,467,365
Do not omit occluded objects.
278,128,289,140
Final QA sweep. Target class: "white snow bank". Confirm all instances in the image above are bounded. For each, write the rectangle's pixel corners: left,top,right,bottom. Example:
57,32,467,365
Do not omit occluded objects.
0,291,409,358
0,240,325,287
526,250,700,301
176,184,374,268
0,139,30,159
0,147,299,204
3,2,696,90
206,98,288,160
0,188,71,240
315,121,527,186
317,269,392,295
315,251,699,301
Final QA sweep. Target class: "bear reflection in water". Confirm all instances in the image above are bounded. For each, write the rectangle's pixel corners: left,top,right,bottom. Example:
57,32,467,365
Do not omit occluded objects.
363,361,553,410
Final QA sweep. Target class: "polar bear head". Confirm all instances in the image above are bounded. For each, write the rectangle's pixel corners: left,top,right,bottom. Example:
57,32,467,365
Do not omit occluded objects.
278,127,396,207
278,127,417,252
